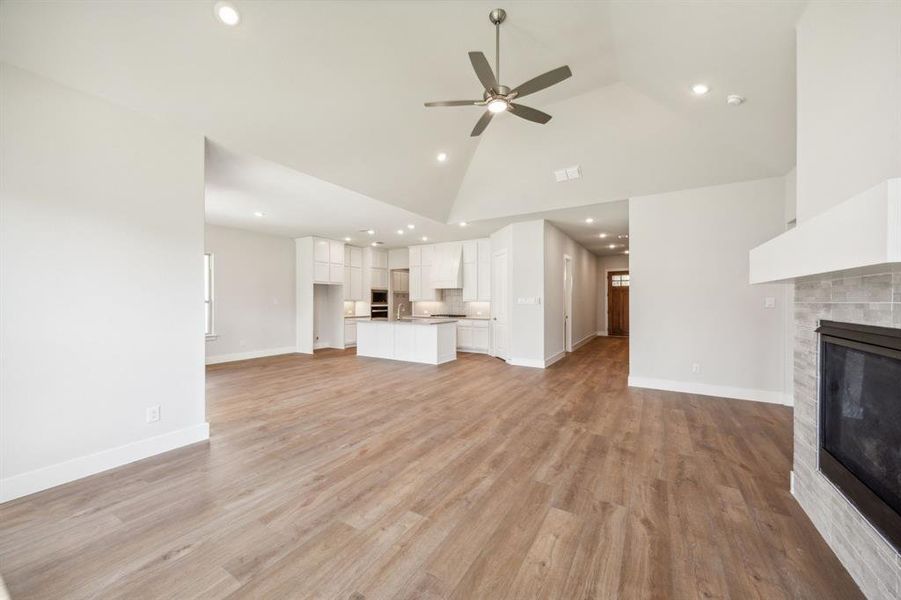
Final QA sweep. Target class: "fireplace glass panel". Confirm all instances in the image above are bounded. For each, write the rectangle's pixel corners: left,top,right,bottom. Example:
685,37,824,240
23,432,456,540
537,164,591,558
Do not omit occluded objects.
821,341,901,517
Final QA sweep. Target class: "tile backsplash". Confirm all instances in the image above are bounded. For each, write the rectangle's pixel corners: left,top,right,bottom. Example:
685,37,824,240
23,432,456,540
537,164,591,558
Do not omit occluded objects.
414,289,490,317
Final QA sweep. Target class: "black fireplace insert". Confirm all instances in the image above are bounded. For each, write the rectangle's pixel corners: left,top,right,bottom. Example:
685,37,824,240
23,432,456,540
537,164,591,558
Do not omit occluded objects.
816,320,901,551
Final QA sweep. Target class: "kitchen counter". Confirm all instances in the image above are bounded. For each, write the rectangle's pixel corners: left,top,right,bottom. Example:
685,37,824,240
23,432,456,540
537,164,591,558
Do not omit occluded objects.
356,319,456,364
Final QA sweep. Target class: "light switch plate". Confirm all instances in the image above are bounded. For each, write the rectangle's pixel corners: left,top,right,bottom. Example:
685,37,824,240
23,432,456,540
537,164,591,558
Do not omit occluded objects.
553,169,568,183
764,297,776,309
565,165,582,180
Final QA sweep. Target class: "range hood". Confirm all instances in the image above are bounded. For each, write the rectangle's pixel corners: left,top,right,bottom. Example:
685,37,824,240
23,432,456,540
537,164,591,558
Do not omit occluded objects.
750,178,901,284
431,242,463,289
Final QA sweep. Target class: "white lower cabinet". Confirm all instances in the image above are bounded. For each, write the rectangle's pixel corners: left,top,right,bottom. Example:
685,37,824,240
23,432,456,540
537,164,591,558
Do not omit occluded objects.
344,319,357,346
456,320,489,353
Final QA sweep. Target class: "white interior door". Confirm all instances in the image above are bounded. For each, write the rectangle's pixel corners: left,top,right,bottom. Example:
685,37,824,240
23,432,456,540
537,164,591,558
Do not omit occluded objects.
564,255,573,352
491,250,509,359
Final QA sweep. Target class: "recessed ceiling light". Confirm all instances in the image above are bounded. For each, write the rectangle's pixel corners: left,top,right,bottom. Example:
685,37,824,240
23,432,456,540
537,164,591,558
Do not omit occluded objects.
421,236,429,241
407,224,415,229
726,94,745,106
397,229,404,235
436,152,448,162
691,83,710,96
214,1,240,26
253,211,265,217
371,242,378,247
344,237,351,242
585,217,594,224
624,250,630,254
367,229,375,235
608,244,617,249
618,234,629,239
487,99,508,113
598,233,608,238
459,222,467,227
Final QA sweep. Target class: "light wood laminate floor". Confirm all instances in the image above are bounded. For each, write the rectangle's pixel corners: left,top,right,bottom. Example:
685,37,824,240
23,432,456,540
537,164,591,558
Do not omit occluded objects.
0,338,862,599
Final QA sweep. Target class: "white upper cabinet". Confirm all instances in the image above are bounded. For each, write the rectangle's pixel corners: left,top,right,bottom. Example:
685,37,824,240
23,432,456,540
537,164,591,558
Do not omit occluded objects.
431,242,463,289
311,236,344,284
349,246,362,268
409,246,421,267
388,248,409,270
408,244,438,301
314,238,330,263
364,247,388,291
330,240,344,265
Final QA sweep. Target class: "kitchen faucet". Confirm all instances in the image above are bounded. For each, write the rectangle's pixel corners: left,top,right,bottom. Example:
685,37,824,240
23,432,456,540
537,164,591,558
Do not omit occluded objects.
396,303,405,319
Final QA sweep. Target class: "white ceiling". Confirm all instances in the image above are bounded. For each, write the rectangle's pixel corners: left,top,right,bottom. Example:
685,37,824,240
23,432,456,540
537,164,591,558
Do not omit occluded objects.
0,1,803,229
206,140,629,255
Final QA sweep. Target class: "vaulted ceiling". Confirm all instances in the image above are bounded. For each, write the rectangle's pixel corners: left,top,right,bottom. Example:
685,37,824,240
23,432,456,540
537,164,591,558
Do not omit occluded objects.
0,0,803,228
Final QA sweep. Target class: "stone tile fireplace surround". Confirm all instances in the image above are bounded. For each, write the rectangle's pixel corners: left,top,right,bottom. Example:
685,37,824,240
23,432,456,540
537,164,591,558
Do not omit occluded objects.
794,267,901,599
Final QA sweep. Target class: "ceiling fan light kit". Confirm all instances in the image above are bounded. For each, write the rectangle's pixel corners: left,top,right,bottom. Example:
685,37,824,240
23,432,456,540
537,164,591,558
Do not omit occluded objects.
424,8,572,137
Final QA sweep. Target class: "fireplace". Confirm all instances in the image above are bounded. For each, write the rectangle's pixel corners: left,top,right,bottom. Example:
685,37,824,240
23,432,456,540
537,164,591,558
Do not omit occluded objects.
817,320,901,551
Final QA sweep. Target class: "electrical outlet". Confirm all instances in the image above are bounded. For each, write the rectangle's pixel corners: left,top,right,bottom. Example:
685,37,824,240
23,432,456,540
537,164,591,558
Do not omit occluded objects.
146,405,160,423
691,362,701,374
764,296,776,309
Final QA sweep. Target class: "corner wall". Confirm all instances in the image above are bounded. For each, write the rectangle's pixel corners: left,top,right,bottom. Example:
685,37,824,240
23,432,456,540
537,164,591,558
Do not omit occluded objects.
0,64,208,502
628,177,791,404
204,224,296,364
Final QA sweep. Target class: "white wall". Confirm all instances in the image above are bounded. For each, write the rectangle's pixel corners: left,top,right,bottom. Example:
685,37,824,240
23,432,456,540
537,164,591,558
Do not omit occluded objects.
629,177,791,404
204,224,296,363
796,1,901,223
510,221,546,366
596,254,630,334
0,64,208,501
544,222,598,359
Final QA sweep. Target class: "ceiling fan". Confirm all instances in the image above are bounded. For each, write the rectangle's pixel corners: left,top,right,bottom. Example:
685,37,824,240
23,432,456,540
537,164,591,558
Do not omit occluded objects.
424,8,572,137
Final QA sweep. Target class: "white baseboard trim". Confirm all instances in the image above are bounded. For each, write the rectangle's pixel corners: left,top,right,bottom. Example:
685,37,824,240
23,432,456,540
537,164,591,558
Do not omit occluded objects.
595,330,608,337
205,346,296,365
545,351,566,367
627,376,793,406
572,333,596,351
0,422,210,503
507,357,546,369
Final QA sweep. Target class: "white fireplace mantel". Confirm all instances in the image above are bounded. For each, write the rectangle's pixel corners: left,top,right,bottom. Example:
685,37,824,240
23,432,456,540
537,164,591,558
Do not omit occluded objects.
750,178,901,284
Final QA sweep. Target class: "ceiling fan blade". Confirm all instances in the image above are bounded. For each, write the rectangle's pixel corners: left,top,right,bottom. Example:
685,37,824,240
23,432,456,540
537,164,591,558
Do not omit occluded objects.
468,51,499,91
511,65,572,99
470,111,494,136
509,103,552,124
424,100,481,107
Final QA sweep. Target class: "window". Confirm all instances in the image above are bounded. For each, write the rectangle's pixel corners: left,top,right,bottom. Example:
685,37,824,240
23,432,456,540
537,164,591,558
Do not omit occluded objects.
204,253,214,336
611,273,630,287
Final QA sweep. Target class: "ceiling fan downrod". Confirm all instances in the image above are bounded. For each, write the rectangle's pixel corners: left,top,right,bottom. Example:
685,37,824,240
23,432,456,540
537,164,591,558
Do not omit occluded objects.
489,8,506,87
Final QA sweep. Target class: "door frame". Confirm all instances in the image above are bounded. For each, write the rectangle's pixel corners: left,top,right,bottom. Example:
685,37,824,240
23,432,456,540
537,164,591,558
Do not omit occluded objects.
490,249,509,359
563,254,573,352
605,268,629,336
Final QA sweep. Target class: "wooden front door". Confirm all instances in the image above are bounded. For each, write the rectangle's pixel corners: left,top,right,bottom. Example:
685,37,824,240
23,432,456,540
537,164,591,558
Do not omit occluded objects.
607,270,630,336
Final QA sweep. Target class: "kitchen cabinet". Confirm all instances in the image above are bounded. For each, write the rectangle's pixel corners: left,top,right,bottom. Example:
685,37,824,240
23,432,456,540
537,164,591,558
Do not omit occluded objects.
462,238,491,301
392,270,409,293
311,236,344,284
456,319,490,353
408,244,438,301
388,248,409,269
344,319,357,347
343,246,364,301
364,248,389,291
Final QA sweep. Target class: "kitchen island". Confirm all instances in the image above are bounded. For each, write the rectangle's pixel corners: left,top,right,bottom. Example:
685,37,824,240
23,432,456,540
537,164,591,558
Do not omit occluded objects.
356,318,457,365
